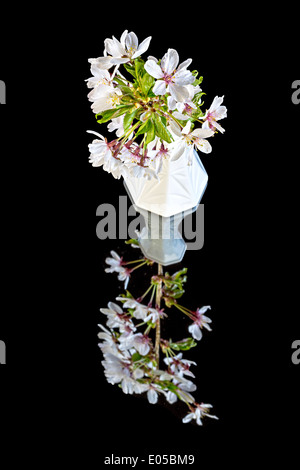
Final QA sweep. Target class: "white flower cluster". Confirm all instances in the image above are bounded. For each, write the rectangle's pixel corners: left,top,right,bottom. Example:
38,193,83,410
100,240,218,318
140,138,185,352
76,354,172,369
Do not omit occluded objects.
86,30,227,180
98,248,218,426
99,300,198,406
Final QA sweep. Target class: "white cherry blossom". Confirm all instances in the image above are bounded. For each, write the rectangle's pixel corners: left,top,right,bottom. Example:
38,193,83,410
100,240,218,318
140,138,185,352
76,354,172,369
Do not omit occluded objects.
163,353,196,378
145,48,194,102
87,131,125,179
169,120,214,163
119,332,151,356
107,116,125,137
188,306,212,341
88,84,122,114
102,352,147,394
105,250,123,273
168,84,202,119
202,95,227,133
182,403,218,426
86,65,113,89
100,301,136,333
115,297,150,320
89,30,151,69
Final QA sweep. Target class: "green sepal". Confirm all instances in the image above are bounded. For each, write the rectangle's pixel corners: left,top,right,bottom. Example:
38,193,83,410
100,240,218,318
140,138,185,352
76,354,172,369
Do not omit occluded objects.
169,337,197,351
125,238,139,246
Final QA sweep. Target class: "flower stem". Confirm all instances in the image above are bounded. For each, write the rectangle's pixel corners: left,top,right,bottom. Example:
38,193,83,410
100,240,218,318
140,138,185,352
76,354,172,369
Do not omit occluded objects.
155,263,163,366
129,260,147,272
140,283,155,301
162,110,184,128
173,303,193,319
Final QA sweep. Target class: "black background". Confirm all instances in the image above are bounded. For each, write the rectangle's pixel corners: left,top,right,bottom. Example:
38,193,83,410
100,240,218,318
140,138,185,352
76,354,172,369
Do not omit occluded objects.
0,5,299,467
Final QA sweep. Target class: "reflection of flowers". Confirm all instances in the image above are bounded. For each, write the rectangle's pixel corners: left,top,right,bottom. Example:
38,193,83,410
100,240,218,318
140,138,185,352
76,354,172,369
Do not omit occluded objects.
182,403,218,426
99,244,217,426
188,306,212,341
104,250,131,288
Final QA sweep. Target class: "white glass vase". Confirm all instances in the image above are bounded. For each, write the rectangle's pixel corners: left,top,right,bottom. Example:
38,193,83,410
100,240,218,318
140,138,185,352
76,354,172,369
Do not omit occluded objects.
123,147,208,265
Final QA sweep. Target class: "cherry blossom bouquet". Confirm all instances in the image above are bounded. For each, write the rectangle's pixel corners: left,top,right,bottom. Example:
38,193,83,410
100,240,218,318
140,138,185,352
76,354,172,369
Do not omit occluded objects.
99,240,218,426
87,31,226,425
86,30,226,180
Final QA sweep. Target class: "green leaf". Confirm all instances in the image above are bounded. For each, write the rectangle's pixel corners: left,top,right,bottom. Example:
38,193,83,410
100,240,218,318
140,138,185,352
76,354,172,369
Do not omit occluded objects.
123,108,140,132
140,71,155,96
131,352,143,362
135,118,152,136
135,58,145,82
145,120,155,144
152,114,173,143
96,108,118,123
123,63,137,79
119,85,135,96
96,105,134,124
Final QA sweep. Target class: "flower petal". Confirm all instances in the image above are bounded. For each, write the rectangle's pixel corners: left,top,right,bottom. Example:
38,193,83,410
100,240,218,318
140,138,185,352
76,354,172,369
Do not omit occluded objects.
147,389,158,404
192,128,214,139
182,120,192,135
174,69,195,86
214,105,227,120
110,57,130,65
107,301,123,314
188,323,202,340
195,139,212,154
125,32,138,51
88,56,113,70
214,121,226,133
120,30,128,48
105,37,125,57
182,413,194,423
144,60,164,79
161,48,179,74
86,130,105,140
91,98,112,114
169,141,186,161
177,58,192,71
209,95,224,112
169,83,189,102
153,79,167,95
132,36,151,58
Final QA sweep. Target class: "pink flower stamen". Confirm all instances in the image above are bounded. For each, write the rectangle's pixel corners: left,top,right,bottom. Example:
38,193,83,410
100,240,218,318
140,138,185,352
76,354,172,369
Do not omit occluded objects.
163,72,174,84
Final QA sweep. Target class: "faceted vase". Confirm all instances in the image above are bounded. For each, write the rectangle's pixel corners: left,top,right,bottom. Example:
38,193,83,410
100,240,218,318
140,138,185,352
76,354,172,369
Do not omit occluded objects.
123,147,208,266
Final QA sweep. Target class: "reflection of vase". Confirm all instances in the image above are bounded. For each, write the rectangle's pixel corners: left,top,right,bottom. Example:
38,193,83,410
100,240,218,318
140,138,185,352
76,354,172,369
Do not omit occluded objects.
123,147,208,265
